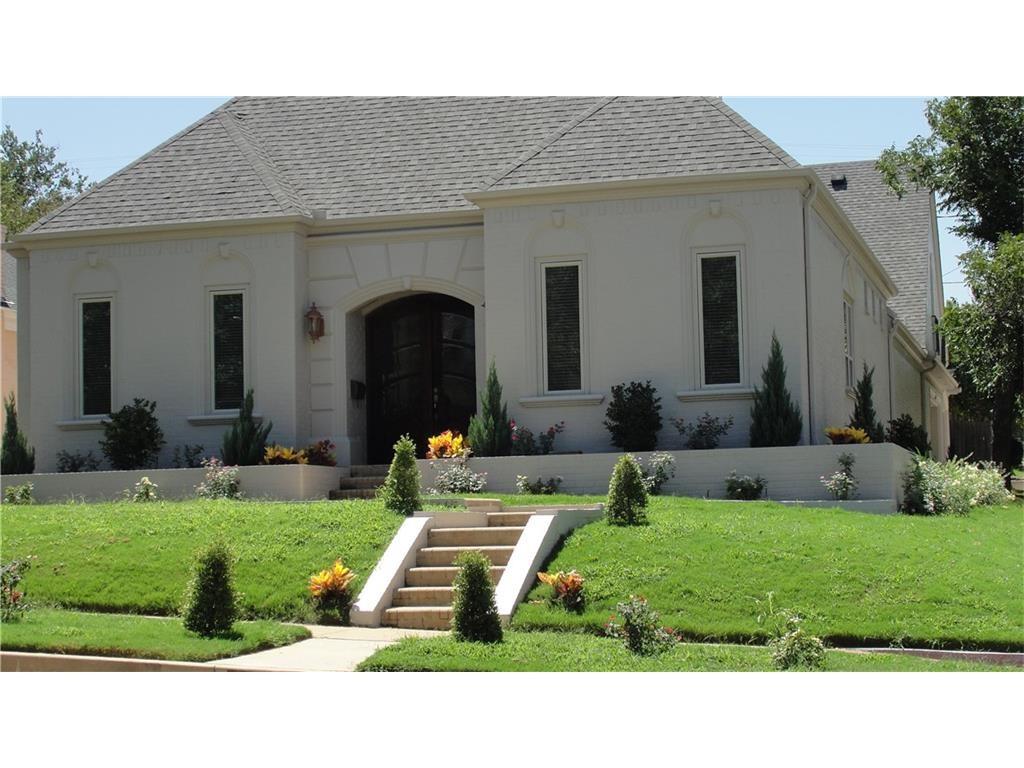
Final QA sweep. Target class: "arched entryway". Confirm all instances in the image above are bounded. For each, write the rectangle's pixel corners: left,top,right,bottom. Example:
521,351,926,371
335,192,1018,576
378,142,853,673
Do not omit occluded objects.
365,294,477,463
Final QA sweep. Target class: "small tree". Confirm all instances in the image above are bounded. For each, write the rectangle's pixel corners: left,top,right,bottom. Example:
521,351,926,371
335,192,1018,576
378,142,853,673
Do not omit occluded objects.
849,363,885,443
377,434,421,516
221,389,272,466
1,393,35,475
606,454,649,525
100,398,165,470
450,550,503,643
886,414,931,455
467,361,512,457
604,380,662,451
182,543,237,637
749,333,803,447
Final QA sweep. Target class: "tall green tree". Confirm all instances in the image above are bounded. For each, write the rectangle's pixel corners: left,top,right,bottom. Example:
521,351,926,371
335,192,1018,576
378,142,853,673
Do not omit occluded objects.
1,126,89,237
878,98,1024,473
749,333,803,447
466,361,511,457
849,363,885,443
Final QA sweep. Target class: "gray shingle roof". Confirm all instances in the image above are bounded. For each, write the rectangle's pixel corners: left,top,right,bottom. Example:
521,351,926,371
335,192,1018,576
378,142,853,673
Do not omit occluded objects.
812,160,935,348
28,97,799,234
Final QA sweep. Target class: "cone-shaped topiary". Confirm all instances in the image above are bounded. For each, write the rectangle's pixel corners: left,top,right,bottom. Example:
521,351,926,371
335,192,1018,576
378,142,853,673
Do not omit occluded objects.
377,434,422,516
606,453,649,525
849,363,885,443
451,550,503,643
466,361,511,457
221,389,272,466
1,393,35,475
749,333,803,447
182,543,237,637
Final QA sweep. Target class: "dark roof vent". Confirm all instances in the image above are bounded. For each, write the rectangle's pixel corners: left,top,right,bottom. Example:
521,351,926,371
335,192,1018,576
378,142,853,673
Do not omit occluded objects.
830,175,848,191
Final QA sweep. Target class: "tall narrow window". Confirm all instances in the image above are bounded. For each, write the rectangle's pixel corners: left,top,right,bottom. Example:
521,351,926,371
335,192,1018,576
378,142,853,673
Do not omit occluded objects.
843,299,855,389
212,291,245,410
542,262,582,392
80,299,112,416
699,253,741,386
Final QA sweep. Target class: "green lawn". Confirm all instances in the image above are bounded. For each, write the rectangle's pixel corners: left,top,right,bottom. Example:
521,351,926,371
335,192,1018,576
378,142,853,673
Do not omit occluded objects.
0,609,310,662
512,497,1024,651
357,631,1014,671
1,499,402,621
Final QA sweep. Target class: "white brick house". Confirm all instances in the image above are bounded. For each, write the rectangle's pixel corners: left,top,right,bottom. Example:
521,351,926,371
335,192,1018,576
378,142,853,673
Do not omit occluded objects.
7,97,957,470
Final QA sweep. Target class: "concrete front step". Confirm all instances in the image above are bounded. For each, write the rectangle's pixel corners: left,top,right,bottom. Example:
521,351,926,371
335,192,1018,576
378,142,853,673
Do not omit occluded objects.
382,606,452,630
350,464,392,477
427,526,525,547
405,565,505,587
392,586,454,607
337,476,386,490
416,545,515,567
329,488,378,500
487,511,534,527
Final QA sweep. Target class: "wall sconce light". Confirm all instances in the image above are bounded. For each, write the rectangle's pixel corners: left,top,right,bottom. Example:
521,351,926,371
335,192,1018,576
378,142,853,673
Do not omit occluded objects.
305,302,325,342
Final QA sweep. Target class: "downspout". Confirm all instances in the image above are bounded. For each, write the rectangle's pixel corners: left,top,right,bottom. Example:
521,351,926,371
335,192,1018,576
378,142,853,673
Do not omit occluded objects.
886,310,896,420
801,181,817,445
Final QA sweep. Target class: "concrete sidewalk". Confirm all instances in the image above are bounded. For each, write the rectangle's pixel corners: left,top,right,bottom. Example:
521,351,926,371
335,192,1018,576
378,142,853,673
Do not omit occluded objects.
211,625,445,671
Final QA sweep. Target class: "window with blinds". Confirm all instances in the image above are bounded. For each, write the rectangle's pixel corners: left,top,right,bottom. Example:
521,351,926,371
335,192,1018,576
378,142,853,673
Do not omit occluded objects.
212,292,245,410
543,263,582,392
699,254,741,386
81,299,112,416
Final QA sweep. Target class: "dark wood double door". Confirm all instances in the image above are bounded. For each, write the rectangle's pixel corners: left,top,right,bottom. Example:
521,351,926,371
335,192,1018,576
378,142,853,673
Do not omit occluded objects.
366,294,476,464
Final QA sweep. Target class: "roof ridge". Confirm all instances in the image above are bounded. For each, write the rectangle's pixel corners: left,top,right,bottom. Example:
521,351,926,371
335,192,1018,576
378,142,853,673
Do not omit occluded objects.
705,98,801,169
217,107,308,216
24,97,240,234
479,97,617,190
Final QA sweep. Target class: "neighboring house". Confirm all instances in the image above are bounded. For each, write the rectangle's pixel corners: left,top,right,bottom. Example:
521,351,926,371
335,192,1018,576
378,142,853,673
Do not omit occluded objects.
7,97,957,471
1,226,17,432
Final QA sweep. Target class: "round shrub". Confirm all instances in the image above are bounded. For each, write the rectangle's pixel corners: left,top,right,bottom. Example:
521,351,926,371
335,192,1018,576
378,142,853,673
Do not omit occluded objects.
377,434,422,516
604,380,662,451
100,397,166,470
182,543,237,637
451,550,503,643
606,454,649,525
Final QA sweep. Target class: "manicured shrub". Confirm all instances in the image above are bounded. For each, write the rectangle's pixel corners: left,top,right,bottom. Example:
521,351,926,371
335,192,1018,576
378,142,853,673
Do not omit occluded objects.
172,444,205,469
426,430,464,459
221,389,273,466
510,420,565,455
100,397,166,470
605,595,676,656
3,482,34,505
182,543,238,637
606,454,649,525
308,559,356,624
821,452,858,500
886,414,931,455
430,453,487,494
604,380,662,451
641,451,676,495
749,333,803,447
127,476,159,502
825,426,870,445
451,550,503,643
378,434,422,516
673,412,733,449
725,471,766,500
1,556,34,622
901,454,1010,515
849,363,885,443
537,570,585,613
466,361,512,457
195,457,241,500
56,449,101,473
263,444,308,464
304,439,337,467
1,393,35,475
515,475,562,495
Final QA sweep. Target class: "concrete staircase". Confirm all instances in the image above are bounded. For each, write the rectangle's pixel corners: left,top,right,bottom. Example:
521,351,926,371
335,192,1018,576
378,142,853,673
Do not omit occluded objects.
381,509,533,630
329,464,390,500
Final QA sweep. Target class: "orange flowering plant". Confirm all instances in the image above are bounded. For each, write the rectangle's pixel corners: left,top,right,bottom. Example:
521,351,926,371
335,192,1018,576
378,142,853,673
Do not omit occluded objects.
308,559,356,622
264,445,309,464
824,427,870,445
426,430,465,459
537,569,586,613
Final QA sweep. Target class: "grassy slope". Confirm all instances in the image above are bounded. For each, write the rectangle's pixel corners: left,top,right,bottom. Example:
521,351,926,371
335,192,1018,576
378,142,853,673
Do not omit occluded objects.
0,609,310,662
358,632,1014,672
512,497,1024,650
1,499,401,620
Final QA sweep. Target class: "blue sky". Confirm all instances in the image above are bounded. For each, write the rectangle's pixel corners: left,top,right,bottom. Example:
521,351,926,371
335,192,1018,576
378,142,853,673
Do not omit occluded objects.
0,97,970,302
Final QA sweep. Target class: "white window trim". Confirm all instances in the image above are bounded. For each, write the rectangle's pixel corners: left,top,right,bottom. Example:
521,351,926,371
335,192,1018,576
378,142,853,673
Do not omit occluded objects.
843,296,855,392
76,294,115,419
207,286,250,414
695,248,745,389
538,258,587,396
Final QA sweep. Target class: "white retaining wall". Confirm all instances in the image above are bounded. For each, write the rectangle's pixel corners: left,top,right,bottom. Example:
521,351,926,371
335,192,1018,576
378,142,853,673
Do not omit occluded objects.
418,443,912,501
0,464,344,503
